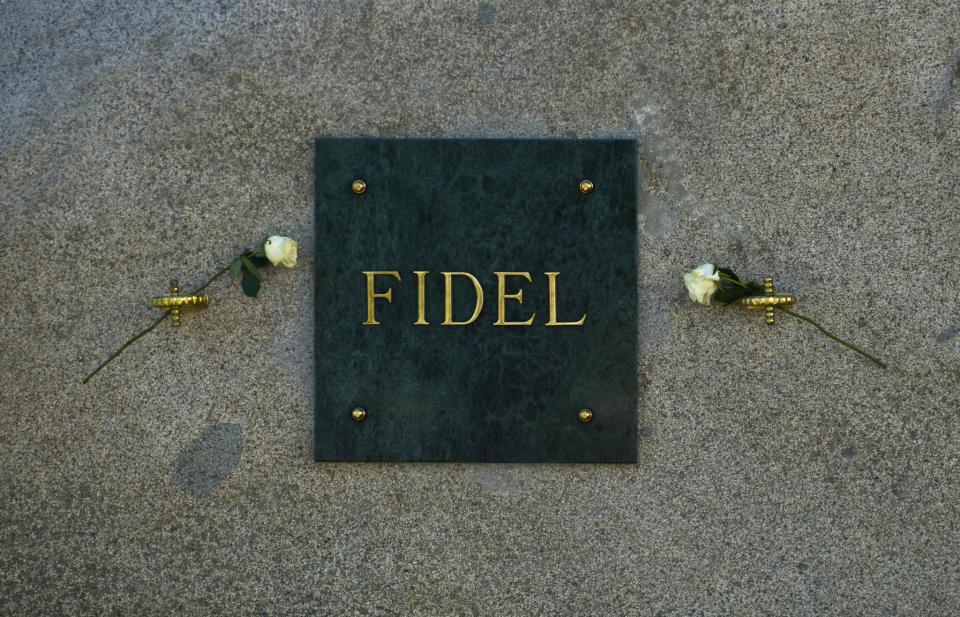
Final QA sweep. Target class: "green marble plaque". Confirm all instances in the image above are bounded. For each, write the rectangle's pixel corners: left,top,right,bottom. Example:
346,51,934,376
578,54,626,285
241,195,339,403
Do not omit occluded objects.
314,137,637,462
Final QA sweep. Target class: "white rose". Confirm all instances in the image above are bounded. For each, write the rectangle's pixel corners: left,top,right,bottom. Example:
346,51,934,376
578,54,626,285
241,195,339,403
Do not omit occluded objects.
683,263,721,305
264,236,298,268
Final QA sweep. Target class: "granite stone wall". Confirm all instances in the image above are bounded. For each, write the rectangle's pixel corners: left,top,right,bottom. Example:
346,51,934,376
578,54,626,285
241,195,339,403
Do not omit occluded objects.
2,1,959,614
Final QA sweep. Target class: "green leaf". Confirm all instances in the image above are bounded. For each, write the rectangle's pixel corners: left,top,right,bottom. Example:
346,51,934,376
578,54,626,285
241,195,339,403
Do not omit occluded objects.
241,268,261,298
713,267,764,305
228,259,243,282
714,286,753,305
249,255,271,268
716,267,741,282
240,255,262,281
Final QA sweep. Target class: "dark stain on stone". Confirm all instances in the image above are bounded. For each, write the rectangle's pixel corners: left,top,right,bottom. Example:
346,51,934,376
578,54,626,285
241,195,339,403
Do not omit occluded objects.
170,423,243,498
936,325,959,343
840,446,856,460
478,2,497,26
932,50,960,113
638,426,653,438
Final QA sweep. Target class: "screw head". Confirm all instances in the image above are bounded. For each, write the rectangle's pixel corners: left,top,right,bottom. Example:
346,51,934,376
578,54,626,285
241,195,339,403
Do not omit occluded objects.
351,407,367,422
579,179,594,194
578,408,593,423
351,179,367,194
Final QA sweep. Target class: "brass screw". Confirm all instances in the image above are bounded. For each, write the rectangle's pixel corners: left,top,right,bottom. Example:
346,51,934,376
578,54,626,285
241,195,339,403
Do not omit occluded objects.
351,407,367,422
351,179,367,195
579,179,594,194
578,408,593,423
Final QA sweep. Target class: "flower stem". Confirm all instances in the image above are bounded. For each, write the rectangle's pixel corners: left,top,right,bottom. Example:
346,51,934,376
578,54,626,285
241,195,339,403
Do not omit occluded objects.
81,313,170,384
776,307,887,369
81,258,242,384
717,272,886,368
193,263,233,294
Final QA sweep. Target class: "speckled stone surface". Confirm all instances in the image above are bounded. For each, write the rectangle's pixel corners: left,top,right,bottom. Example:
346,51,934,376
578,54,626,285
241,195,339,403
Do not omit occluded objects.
1,1,958,614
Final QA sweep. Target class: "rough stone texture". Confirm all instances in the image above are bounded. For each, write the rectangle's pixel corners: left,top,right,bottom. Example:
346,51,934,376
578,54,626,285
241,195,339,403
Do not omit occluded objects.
1,0,958,615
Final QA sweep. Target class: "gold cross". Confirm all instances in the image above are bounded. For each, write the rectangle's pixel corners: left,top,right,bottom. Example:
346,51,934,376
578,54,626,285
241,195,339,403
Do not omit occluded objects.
740,277,796,325
150,279,209,326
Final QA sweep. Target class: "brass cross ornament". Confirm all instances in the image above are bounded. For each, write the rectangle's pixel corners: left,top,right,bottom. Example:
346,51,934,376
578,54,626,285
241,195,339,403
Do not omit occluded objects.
739,276,796,325
150,279,209,326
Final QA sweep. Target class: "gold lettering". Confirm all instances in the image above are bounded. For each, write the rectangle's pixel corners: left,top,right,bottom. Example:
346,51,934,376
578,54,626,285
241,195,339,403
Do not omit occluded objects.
493,272,535,326
442,272,484,326
362,271,401,325
545,272,586,326
414,271,429,325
